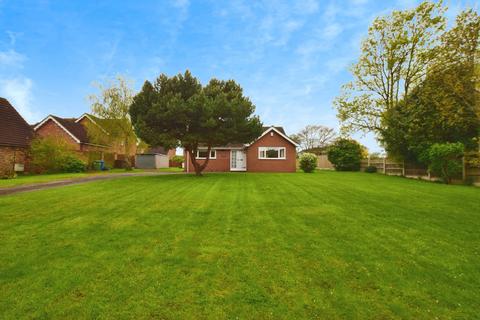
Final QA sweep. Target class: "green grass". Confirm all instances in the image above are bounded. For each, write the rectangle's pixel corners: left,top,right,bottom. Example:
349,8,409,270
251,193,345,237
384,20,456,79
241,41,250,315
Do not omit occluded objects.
0,172,478,319
0,167,183,188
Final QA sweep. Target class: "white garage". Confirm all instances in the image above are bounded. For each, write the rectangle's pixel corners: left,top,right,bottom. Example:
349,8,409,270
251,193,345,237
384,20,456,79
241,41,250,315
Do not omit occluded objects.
135,153,169,169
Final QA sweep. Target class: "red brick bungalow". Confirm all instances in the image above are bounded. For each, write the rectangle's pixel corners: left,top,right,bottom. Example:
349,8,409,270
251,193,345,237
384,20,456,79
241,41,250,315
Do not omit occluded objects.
184,126,298,173
0,97,33,176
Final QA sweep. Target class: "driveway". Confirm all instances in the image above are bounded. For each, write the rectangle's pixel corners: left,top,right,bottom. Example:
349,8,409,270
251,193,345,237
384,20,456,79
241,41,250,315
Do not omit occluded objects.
0,171,182,196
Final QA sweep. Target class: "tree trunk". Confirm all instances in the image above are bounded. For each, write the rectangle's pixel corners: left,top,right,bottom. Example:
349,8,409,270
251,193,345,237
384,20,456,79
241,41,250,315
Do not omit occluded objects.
188,146,212,176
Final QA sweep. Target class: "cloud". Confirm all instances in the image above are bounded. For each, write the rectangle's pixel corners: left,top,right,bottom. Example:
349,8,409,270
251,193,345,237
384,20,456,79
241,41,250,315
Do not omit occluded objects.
350,0,369,5
0,77,38,122
171,0,189,10
295,0,319,14
322,23,342,39
0,34,38,123
0,49,25,68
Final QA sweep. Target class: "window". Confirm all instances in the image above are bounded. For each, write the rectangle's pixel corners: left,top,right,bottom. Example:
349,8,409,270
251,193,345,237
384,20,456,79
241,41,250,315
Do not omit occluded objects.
196,149,216,159
258,147,286,159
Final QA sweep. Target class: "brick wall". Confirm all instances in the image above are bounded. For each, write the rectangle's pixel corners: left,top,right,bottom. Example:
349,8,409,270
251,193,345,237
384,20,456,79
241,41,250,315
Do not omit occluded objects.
35,119,80,150
0,146,28,177
185,149,231,172
246,131,297,172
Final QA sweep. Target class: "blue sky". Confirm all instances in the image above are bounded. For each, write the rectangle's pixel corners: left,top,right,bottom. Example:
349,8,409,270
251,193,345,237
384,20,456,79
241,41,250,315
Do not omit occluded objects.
0,0,473,151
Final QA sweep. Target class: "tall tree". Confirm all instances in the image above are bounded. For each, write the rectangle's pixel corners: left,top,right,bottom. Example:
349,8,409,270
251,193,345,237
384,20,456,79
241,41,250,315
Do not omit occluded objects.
291,125,336,152
335,1,446,136
382,9,480,161
88,76,138,169
130,71,263,176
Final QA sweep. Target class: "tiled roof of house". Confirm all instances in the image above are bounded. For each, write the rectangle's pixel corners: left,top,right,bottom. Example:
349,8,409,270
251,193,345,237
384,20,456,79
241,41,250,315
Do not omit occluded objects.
197,126,290,149
0,97,33,147
263,126,285,135
51,116,90,143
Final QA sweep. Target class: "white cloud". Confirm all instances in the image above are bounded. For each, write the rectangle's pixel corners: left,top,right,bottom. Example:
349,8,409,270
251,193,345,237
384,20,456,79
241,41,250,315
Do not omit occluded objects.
322,23,342,39
325,56,354,74
350,0,369,5
0,35,38,123
296,0,319,14
0,77,38,123
171,0,189,10
0,49,25,68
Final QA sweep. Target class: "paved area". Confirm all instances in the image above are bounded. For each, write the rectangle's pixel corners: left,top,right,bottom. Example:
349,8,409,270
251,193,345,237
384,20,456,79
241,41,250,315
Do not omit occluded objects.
0,172,182,196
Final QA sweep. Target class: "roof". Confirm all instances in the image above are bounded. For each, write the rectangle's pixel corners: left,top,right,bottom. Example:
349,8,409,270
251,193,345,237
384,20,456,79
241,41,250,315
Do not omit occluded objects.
34,115,89,144
0,97,33,147
198,126,298,149
262,126,285,135
255,126,298,146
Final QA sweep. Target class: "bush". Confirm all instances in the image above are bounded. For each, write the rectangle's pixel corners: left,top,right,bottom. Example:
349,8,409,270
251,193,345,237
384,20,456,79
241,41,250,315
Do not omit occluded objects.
327,139,363,171
365,165,377,173
299,153,317,173
422,142,464,184
30,137,86,173
30,137,71,173
171,155,184,167
61,155,86,173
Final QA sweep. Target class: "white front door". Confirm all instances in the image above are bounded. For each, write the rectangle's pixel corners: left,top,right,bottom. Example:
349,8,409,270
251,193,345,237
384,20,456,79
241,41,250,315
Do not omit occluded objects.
230,150,247,171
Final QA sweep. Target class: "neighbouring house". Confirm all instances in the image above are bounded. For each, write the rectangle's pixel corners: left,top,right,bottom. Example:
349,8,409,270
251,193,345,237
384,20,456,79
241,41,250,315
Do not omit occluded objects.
34,113,176,167
0,97,34,176
135,146,175,169
33,114,110,155
184,126,298,173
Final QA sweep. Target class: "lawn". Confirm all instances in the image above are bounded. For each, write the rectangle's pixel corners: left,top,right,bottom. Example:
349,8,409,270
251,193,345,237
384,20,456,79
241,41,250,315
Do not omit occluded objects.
0,167,183,188
0,172,478,319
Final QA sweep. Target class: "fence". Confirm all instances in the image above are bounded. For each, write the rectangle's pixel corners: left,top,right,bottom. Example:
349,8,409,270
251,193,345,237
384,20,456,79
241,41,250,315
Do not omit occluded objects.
317,154,334,169
361,152,480,185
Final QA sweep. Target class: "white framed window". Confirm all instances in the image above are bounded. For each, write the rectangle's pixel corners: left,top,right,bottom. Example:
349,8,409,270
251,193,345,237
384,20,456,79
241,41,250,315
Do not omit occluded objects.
196,149,216,159
258,147,286,159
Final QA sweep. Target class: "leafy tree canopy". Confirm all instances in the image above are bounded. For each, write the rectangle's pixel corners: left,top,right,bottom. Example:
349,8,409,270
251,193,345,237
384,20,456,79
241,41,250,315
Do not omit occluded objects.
88,76,138,169
130,70,263,175
382,9,480,161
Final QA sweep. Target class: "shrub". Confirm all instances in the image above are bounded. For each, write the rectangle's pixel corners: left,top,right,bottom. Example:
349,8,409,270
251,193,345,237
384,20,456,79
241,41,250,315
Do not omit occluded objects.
422,142,464,184
365,165,377,173
327,139,363,171
171,155,184,167
299,153,317,173
61,155,86,173
30,137,72,173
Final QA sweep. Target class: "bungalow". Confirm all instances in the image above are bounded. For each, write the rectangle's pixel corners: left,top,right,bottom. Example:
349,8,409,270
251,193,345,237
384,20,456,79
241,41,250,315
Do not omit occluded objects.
184,126,298,173
0,97,33,177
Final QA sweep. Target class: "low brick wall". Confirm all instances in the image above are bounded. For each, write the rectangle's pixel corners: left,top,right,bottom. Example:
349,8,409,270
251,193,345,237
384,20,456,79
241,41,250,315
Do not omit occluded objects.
0,146,29,177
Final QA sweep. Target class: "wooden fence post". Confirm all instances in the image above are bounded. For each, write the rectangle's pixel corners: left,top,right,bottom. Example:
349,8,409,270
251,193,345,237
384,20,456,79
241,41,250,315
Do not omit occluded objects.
402,160,405,177
462,156,466,181
383,157,386,174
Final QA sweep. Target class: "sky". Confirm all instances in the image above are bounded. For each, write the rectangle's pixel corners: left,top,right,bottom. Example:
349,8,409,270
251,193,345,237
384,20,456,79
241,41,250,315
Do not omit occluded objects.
0,0,475,152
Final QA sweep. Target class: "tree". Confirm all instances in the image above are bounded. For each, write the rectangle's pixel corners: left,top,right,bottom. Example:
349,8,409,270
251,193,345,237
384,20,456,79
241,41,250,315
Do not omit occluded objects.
335,1,446,136
88,76,138,170
421,142,464,184
290,125,336,152
381,9,480,161
327,139,364,171
130,71,263,176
